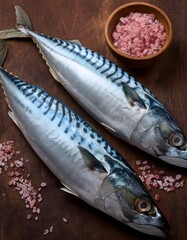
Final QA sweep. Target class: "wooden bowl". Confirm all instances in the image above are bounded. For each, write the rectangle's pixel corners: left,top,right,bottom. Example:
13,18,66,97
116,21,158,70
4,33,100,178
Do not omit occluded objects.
105,2,173,68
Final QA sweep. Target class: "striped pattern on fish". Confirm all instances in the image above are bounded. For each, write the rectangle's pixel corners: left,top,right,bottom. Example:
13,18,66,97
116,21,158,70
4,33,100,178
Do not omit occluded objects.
0,6,187,168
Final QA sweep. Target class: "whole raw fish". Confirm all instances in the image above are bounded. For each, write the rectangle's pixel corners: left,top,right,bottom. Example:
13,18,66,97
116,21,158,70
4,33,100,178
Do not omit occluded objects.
0,6,187,168
0,40,169,237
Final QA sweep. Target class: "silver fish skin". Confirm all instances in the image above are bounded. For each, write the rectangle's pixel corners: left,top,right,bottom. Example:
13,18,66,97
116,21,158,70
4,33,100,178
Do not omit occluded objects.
0,6,186,168
0,60,169,237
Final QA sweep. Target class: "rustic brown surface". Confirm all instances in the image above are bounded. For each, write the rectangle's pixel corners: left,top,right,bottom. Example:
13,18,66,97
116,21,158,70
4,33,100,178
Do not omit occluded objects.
0,0,186,239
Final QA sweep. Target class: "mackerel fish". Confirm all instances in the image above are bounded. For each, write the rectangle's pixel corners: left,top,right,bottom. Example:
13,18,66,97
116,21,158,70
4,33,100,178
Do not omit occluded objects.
0,40,169,237
0,6,187,168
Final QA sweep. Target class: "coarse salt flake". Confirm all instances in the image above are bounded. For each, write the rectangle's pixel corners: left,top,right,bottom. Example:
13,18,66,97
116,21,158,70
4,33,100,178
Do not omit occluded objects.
63,217,68,223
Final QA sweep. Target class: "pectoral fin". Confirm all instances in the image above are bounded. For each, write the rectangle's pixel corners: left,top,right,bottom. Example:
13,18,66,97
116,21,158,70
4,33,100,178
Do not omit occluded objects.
78,146,107,173
60,182,79,197
122,82,146,109
100,122,116,134
8,111,20,127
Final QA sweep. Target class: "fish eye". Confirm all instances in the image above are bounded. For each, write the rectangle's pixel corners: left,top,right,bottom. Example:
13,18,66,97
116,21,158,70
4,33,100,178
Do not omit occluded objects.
169,133,184,147
135,198,152,213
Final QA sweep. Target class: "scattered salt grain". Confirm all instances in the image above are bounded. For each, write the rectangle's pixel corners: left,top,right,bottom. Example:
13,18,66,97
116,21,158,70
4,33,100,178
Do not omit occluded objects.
0,139,50,234
136,160,141,165
154,194,160,202
40,182,47,187
49,226,54,233
36,208,41,214
43,226,54,236
63,217,68,223
27,214,32,220
135,159,184,201
43,229,49,236
175,174,182,181
112,12,167,57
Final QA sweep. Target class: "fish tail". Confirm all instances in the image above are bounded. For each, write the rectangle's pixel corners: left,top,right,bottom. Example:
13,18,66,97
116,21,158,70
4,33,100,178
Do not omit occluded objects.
0,40,8,67
15,5,32,33
0,5,32,40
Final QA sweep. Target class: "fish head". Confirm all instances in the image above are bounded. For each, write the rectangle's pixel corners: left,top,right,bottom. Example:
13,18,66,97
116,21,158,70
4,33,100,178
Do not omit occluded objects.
95,169,169,238
131,105,187,168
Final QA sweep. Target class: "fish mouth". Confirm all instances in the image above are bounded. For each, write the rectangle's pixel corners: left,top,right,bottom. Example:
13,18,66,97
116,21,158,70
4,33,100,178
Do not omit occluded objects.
128,222,169,238
160,155,187,168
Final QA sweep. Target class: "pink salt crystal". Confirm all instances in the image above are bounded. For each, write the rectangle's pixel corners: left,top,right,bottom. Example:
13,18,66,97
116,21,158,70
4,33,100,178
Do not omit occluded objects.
14,171,20,177
152,181,158,188
157,180,163,189
29,199,36,209
142,171,146,176
154,194,160,201
142,161,148,165
175,174,182,181
180,180,184,187
14,160,24,168
154,174,160,180
166,186,175,192
49,226,54,233
5,145,12,153
139,176,144,182
141,166,146,171
174,182,181,188
27,214,32,220
146,185,151,190
63,217,68,223
145,178,152,186
8,180,13,186
40,182,47,187
35,216,39,221
44,229,49,235
148,174,155,179
36,208,40,214
159,170,165,175
136,160,141,165
144,165,151,170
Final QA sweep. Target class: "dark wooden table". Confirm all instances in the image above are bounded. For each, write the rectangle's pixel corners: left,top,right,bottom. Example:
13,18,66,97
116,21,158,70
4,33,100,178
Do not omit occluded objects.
0,0,186,239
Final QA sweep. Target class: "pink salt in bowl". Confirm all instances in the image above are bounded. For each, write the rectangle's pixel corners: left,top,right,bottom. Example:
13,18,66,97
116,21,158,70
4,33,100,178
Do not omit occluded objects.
105,2,173,68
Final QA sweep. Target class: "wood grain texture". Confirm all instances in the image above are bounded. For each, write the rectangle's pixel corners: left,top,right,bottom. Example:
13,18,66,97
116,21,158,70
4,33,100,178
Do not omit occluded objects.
0,0,186,239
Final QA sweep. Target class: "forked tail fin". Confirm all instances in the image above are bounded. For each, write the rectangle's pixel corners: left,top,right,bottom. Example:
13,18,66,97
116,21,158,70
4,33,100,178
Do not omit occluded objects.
0,5,32,40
